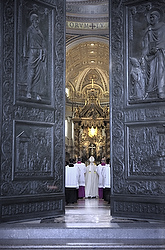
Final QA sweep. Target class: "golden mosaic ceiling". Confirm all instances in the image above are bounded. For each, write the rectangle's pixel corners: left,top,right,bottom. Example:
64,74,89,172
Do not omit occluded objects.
66,38,109,104
66,0,109,105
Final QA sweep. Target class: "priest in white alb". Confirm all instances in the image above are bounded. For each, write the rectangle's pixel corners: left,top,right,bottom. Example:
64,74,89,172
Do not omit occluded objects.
75,157,86,199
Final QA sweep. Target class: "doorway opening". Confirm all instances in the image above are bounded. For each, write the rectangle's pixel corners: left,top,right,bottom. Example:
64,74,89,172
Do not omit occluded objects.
65,37,109,165
65,0,110,217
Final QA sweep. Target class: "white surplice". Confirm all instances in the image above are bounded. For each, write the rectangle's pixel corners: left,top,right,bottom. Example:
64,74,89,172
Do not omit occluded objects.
75,162,86,187
65,164,79,188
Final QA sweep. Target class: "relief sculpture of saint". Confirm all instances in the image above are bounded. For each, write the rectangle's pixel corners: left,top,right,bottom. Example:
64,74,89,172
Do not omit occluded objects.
142,10,165,99
25,13,47,101
130,57,145,100
130,9,165,101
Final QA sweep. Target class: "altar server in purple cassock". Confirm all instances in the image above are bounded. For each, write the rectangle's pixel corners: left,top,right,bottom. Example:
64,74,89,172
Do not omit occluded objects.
97,157,106,199
103,158,111,203
75,157,86,199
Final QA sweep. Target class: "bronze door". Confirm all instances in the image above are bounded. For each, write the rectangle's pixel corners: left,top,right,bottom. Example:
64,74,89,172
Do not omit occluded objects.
0,0,65,222
110,0,165,221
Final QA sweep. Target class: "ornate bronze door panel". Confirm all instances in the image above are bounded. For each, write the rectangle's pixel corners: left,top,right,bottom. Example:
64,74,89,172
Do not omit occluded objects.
110,0,165,221
0,0,65,222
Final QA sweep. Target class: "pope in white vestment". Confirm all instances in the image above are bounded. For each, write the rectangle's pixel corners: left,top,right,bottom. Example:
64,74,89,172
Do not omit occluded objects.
85,156,98,198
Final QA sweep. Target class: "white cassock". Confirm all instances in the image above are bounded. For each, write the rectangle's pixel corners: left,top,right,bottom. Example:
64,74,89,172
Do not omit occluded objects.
97,164,105,188
97,164,105,199
103,163,111,203
104,163,111,188
75,162,86,198
85,160,98,198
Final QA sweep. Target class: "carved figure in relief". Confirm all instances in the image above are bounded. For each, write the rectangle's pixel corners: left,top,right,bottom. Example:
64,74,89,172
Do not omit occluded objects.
26,14,47,101
74,106,80,117
130,57,145,100
103,105,109,118
142,10,165,99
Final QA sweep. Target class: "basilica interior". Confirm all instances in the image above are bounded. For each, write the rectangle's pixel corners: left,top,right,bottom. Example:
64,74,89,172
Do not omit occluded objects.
0,0,165,248
65,0,109,164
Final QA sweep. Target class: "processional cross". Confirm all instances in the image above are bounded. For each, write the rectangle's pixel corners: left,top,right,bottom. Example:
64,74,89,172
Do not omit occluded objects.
89,143,96,156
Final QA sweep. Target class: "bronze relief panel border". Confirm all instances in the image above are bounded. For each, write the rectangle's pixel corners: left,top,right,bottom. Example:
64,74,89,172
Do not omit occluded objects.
12,120,54,181
125,121,165,179
113,199,165,220
1,198,63,221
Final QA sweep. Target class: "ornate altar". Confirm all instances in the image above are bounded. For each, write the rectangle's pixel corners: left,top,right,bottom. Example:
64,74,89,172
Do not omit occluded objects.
72,85,110,163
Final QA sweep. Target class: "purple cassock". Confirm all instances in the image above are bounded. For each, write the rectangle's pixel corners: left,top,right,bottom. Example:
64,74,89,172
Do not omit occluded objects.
75,161,86,199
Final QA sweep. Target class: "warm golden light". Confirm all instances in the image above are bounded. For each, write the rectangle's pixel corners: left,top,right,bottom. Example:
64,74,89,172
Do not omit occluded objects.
88,126,97,137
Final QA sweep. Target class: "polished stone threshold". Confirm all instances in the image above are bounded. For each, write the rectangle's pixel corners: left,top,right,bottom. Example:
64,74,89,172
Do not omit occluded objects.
0,239,165,250
0,199,164,249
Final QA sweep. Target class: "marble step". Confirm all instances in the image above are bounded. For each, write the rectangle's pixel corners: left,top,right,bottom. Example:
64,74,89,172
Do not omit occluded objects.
0,239,165,250
0,225,165,249
0,223,165,240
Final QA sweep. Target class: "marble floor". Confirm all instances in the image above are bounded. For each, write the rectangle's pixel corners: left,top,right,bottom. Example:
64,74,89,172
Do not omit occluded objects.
40,198,160,227
13,197,165,229
38,198,114,227
0,198,165,249
20,197,113,227
63,198,114,228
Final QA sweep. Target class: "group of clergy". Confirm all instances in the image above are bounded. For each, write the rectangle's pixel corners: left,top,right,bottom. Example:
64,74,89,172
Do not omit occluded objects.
65,156,111,205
